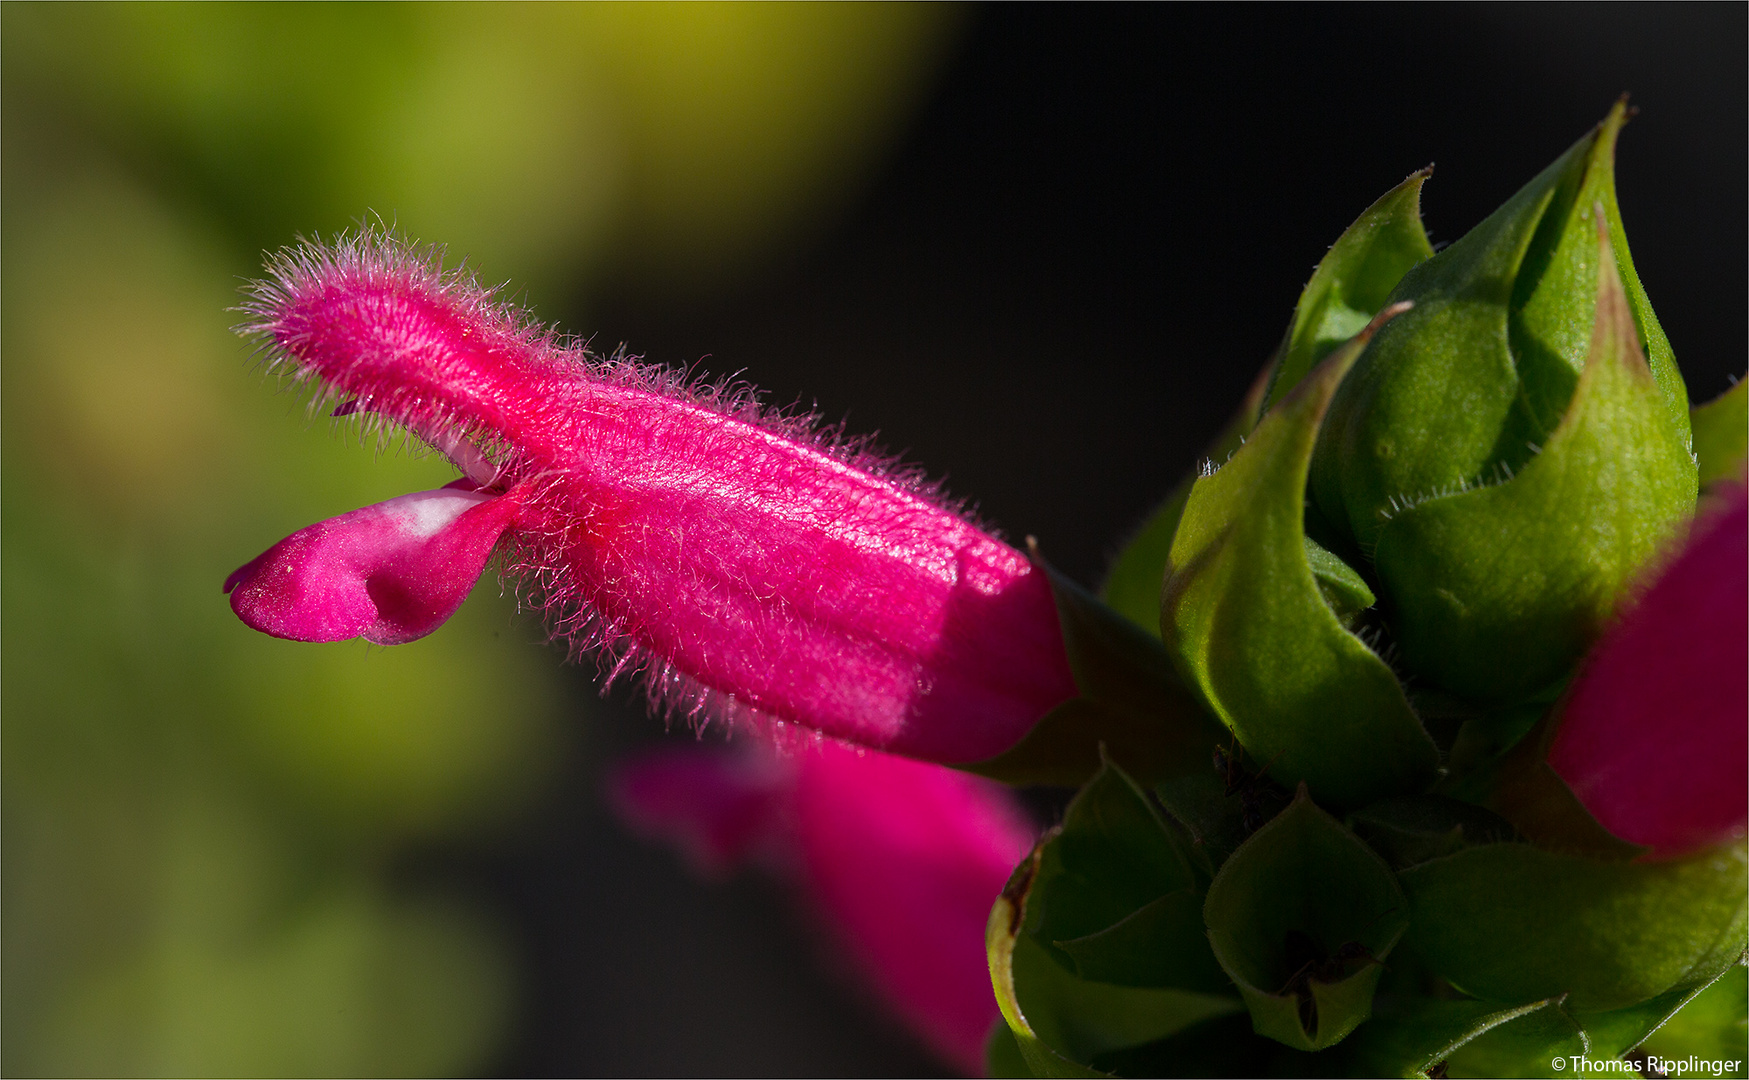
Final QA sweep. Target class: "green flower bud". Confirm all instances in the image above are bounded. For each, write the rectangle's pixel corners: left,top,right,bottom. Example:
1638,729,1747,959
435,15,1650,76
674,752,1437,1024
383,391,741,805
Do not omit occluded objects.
1310,102,1697,703
989,105,1740,1080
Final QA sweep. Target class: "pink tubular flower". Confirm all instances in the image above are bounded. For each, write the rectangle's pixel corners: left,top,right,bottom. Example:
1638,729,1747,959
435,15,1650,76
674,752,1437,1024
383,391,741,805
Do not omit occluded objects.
1547,479,1749,858
224,232,1077,763
610,739,1036,1074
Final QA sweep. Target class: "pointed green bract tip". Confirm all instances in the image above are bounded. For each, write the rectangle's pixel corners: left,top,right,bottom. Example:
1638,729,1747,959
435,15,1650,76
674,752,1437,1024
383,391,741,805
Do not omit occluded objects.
1263,168,1434,415
1101,166,1432,642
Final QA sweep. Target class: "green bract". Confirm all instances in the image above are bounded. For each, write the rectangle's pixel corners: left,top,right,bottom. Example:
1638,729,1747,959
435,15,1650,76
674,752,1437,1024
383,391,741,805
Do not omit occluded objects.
1102,168,1434,636
1161,311,1438,806
1399,840,1748,1012
987,760,1243,1075
1261,169,1436,415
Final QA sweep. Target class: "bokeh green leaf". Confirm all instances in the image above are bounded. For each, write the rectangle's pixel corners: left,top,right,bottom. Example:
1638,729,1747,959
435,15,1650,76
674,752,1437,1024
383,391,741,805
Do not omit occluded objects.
1692,378,1748,485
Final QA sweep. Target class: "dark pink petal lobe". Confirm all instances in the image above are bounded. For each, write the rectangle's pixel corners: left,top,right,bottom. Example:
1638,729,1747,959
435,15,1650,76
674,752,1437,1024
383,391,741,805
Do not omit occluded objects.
607,740,1032,1074
1549,481,1749,858
607,746,788,876
225,488,518,645
793,741,1035,1074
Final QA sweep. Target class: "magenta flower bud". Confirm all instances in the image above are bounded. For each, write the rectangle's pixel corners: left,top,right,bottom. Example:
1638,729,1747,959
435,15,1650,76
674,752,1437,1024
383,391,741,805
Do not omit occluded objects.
226,232,1077,762
1547,479,1748,858
610,739,1036,1073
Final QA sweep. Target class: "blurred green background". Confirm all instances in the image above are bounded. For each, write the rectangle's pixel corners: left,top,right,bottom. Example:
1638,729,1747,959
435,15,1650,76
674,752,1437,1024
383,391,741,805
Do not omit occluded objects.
1,5,961,1075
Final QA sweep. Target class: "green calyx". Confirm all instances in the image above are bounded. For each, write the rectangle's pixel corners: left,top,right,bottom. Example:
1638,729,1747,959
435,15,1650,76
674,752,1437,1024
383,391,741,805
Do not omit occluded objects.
966,552,1228,787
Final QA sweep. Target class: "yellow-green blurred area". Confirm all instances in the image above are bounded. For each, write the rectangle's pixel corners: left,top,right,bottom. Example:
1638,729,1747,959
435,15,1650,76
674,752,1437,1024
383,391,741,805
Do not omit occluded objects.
1,5,960,1075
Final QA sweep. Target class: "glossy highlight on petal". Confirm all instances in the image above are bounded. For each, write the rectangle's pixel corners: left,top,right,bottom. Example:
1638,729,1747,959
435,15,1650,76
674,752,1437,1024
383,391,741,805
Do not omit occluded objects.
607,740,1036,1074
225,486,519,646
237,230,1077,762
1548,480,1749,857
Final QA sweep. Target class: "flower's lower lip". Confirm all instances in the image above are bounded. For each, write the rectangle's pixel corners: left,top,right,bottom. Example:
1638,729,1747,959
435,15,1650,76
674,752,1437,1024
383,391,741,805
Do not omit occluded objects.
225,485,520,645
332,397,500,487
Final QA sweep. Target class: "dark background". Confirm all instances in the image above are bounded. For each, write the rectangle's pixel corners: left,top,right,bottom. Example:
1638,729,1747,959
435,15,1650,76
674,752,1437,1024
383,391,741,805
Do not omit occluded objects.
451,6,1745,1075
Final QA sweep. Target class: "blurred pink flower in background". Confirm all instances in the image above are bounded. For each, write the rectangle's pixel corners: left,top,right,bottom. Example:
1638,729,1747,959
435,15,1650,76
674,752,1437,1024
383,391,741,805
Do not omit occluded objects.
610,739,1037,1074
1548,478,1749,858
225,232,1077,764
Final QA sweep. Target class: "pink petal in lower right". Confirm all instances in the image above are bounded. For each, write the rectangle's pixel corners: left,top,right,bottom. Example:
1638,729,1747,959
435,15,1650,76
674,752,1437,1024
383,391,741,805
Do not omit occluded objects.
1549,480,1749,858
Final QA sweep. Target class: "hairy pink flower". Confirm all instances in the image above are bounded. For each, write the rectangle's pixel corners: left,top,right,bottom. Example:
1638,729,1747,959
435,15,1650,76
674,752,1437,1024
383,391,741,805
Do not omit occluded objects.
610,739,1036,1073
1547,479,1749,858
225,232,1077,762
